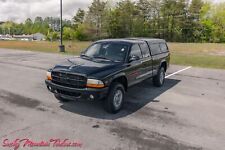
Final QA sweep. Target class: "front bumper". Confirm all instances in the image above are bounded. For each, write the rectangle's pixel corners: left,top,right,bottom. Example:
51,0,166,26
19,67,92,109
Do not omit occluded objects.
45,80,109,100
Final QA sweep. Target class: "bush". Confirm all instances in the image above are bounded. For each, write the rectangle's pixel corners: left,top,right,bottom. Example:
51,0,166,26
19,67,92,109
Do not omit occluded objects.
47,31,59,41
75,24,97,41
63,27,76,40
75,24,88,41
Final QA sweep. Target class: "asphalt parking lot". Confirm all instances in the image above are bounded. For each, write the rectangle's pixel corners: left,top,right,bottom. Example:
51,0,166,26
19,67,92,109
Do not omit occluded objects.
0,48,225,150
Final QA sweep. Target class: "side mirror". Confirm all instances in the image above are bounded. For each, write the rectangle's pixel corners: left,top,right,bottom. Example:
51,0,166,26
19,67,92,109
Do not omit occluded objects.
80,50,87,56
129,55,140,62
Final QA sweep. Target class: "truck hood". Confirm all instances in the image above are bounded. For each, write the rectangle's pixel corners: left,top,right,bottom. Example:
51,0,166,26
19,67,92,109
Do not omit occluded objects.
52,57,123,77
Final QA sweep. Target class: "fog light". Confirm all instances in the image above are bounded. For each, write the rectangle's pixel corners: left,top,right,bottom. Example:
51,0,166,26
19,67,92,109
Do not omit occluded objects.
47,86,51,91
90,95,94,100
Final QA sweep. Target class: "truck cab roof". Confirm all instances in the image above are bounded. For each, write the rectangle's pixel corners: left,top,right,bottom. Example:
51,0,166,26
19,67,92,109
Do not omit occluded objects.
96,39,143,44
96,38,166,45
127,38,166,44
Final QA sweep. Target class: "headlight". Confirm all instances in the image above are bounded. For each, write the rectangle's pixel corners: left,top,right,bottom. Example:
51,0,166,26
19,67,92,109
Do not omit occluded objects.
87,79,105,88
47,71,52,80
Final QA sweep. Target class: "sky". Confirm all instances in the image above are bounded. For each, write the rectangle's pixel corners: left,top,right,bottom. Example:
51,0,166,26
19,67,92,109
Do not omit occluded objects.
0,0,93,22
0,0,224,23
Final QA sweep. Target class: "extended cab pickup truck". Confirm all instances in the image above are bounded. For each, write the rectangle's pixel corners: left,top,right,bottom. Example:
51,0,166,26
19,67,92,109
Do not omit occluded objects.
45,38,170,113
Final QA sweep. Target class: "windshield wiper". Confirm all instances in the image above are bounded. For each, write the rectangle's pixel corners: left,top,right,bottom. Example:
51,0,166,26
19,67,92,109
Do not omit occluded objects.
80,54,92,60
67,58,76,65
93,56,114,62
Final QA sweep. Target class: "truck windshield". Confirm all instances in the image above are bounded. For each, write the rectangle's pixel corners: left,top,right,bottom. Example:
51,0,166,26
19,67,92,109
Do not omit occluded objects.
83,42,129,62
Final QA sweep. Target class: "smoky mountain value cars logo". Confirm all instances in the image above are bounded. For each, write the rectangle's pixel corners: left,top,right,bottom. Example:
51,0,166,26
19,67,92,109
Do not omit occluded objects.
2,138,82,150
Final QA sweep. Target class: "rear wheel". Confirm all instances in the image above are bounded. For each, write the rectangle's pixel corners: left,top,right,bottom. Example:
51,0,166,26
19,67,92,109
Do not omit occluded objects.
153,67,165,87
104,82,125,114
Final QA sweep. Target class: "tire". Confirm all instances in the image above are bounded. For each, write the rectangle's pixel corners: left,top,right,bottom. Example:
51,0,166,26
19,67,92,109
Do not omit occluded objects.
54,94,70,102
153,67,165,87
104,82,125,114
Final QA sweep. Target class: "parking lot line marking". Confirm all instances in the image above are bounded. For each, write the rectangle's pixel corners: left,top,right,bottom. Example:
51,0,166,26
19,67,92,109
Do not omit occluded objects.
166,66,192,78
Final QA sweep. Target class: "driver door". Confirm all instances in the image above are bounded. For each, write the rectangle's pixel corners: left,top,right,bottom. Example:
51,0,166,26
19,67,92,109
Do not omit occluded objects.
127,44,145,87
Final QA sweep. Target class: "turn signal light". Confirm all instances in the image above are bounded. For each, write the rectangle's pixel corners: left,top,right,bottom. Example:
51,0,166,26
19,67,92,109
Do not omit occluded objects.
86,79,105,88
47,71,52,80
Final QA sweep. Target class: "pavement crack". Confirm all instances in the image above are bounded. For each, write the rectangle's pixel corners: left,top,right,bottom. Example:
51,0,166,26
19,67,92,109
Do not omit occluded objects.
175,74,225,82
0,122,45,138
108,121,202,150
0,61,47,71
0,90,41,109
0,108,15,118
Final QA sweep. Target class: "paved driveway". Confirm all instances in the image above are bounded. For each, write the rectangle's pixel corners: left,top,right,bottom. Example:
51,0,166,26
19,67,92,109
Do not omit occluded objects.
0,49,225,150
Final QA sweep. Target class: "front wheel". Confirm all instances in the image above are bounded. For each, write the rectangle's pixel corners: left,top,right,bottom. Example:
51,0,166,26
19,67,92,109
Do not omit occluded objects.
104,82,125,114
153,67,165,87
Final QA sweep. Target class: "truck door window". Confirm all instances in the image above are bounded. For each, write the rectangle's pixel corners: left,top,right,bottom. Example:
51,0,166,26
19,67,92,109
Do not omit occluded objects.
149,43,161,55
130,44,143,59
160,43,168,53
139,43,150,58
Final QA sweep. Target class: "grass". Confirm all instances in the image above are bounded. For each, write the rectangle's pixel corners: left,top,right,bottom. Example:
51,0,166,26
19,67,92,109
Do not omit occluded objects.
0,40,225,69
168,43,225,69
0,40,91,55
171,54,225,69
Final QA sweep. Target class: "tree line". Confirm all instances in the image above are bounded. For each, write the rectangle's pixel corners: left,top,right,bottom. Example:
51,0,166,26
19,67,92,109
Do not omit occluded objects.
0,0,225,43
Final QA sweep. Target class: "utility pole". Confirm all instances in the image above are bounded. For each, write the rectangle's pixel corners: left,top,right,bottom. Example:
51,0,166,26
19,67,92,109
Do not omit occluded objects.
59,0,65,52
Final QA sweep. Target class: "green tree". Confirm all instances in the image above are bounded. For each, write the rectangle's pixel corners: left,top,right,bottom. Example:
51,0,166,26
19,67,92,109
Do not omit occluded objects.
1,0,225,43
134,0,152,37
34,16,43,24
1,21,15,35
63,27,76,40
73,8,85,27
75,24,93,41
211,3,225,42
199,2,213,42
189,0,204,42
86,0,107,39
106,0,138,38
161,0,178,40
106,9,123,38
23,18,33,34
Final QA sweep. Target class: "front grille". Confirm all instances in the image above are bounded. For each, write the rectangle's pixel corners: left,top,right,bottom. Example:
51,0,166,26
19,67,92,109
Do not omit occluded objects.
52,71,87,88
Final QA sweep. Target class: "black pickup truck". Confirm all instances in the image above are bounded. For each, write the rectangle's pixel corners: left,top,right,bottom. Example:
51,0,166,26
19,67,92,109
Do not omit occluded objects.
45,38,170,113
